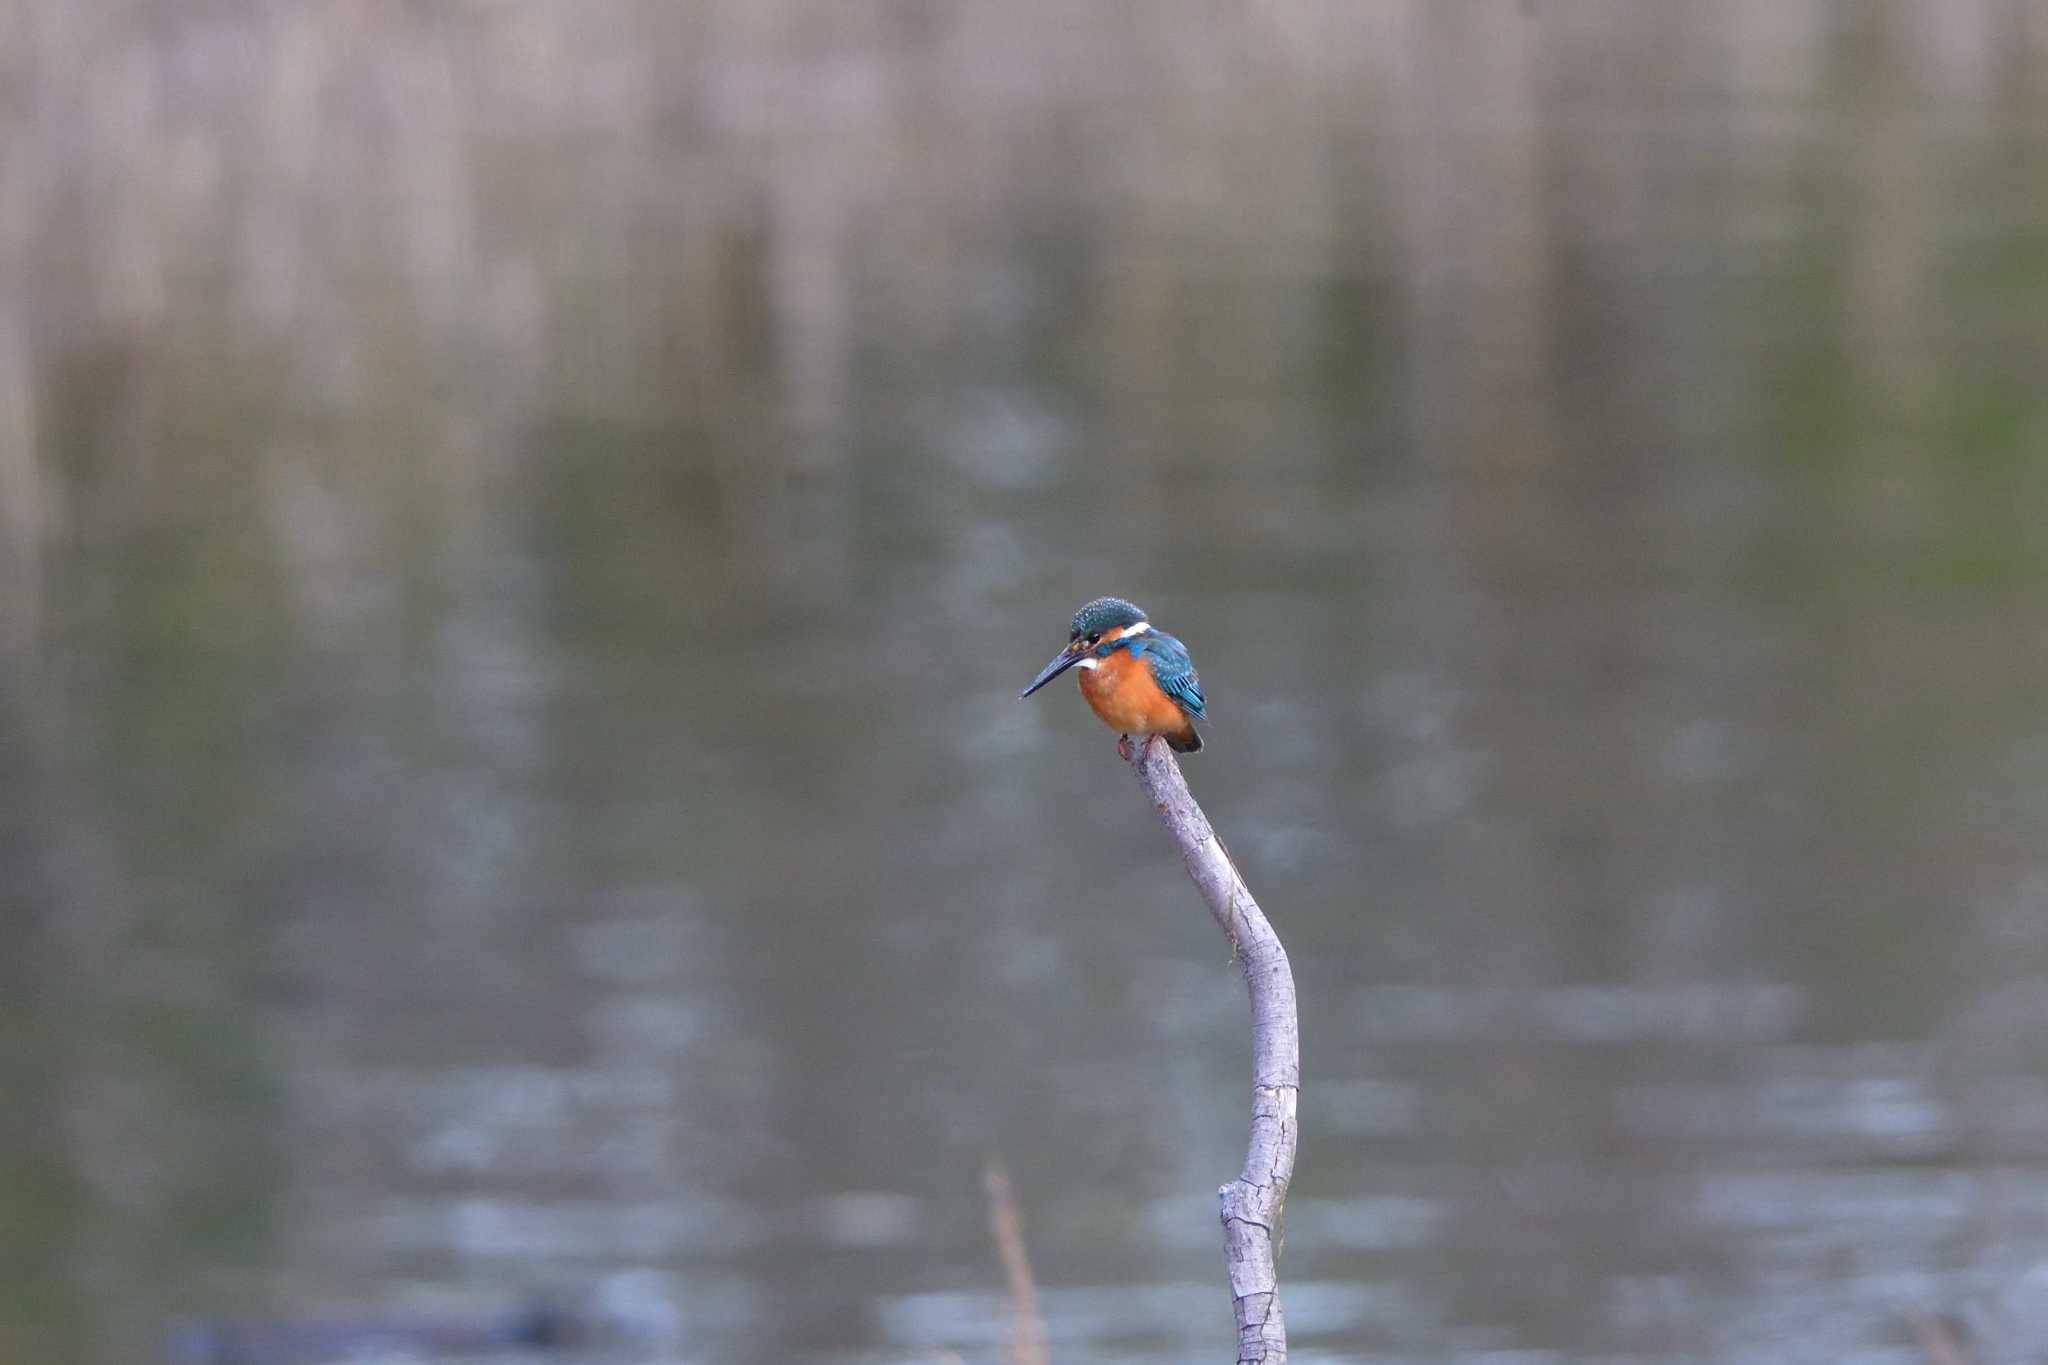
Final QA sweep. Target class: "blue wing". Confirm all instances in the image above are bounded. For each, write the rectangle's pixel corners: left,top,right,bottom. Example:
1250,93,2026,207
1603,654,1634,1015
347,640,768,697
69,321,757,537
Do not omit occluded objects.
1131,632,1206,722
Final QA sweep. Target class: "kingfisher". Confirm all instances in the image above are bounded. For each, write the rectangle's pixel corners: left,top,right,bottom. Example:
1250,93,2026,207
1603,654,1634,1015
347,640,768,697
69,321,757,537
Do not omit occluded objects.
1018,596,1207,756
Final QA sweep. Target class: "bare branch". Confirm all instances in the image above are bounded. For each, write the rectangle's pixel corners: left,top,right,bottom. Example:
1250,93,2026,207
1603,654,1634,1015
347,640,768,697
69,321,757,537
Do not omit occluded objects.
1124,737,1300,1364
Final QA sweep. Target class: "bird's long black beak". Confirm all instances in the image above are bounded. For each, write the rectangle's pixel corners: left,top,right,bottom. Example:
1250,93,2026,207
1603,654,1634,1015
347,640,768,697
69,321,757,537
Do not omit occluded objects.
1019,643,1083,699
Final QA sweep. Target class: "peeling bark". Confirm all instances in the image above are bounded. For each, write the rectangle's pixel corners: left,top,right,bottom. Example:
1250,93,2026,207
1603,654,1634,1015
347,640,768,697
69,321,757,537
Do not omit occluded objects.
1125,737,1299,1364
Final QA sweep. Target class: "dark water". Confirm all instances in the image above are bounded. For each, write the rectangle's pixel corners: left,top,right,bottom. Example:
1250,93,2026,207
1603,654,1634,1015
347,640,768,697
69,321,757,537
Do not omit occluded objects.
6,3,2048,1362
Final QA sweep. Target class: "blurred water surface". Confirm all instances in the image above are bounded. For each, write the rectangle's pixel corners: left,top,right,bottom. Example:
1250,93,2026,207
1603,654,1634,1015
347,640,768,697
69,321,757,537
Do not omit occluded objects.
6,2,2048,1362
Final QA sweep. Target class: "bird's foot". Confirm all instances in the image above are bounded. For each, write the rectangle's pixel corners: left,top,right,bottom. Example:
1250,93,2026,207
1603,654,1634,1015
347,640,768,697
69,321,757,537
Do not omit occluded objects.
1117,733,1160,762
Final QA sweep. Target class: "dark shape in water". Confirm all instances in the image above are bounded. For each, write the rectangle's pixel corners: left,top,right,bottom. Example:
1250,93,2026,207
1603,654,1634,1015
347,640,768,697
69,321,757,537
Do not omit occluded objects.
163,1302,578,1365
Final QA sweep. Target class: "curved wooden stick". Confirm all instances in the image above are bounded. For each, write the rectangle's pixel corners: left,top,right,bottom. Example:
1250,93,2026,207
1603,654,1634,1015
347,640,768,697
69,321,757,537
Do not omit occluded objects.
1124,736,1300,1364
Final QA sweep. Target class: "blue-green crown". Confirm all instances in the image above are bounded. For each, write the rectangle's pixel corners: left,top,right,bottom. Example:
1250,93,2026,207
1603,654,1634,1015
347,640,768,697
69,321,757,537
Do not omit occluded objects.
1070,596,1146,640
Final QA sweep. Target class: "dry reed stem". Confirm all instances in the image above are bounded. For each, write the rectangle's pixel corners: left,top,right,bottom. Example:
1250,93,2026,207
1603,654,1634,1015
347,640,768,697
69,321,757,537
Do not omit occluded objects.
981,1154,1049,1365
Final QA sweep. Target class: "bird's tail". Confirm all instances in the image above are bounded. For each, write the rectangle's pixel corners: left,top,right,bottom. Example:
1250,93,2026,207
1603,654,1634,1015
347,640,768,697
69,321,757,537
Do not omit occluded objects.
1166,729,1203,754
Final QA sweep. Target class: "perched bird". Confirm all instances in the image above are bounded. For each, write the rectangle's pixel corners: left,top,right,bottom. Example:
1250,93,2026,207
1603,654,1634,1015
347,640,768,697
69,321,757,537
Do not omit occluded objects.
1019,596,1207,756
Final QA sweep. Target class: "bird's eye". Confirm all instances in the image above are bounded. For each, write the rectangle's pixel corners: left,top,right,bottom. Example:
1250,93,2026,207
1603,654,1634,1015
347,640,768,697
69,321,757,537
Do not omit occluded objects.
1087,633,1101,645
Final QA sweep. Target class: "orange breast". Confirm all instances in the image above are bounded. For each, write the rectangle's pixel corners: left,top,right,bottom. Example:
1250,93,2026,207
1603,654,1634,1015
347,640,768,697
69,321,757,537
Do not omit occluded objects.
1076,650,1194,741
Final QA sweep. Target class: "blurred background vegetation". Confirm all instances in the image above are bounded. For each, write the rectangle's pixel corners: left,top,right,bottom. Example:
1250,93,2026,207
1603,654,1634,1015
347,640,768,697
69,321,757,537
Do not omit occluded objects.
4,2,2048,1362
